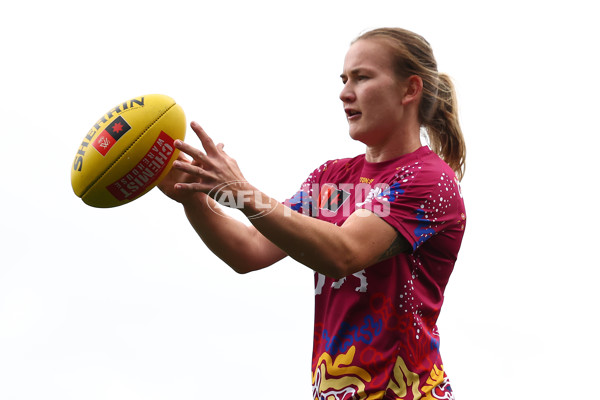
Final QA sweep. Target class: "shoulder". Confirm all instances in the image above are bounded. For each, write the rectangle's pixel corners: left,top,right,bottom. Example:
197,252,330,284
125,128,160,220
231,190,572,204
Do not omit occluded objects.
309,154,365,182
391,147,457,188
375,148,466,250
370,147,464,215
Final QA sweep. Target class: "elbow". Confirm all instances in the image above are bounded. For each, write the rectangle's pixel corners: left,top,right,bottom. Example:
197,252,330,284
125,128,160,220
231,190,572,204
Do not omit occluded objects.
324,236,375,279
327,269,348,280
228,261,257,275
231,265,251,275
321,255,363,280
227,258,270,275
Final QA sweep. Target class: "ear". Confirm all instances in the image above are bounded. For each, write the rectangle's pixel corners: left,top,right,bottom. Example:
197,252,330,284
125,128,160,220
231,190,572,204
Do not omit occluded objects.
401,75,423,106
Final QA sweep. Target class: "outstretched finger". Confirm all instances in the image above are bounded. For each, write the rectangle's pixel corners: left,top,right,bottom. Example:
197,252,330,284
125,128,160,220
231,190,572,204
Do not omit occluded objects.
174,182,210,193
174,139,209,166
173,159,215,181
173,151,191,164
191,121,219,156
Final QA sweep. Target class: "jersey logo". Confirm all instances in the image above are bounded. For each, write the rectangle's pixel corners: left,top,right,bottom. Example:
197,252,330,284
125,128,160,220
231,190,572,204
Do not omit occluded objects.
318,183,350,212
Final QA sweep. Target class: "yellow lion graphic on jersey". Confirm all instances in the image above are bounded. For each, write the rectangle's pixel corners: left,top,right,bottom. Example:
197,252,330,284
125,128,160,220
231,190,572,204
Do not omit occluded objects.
313,346,450,400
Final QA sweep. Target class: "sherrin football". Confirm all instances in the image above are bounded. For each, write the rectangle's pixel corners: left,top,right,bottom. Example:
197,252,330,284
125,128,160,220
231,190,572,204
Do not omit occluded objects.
71,94,186,208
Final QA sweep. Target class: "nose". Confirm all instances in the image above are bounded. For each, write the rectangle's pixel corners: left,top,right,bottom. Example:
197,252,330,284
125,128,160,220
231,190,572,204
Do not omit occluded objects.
339,83,355,103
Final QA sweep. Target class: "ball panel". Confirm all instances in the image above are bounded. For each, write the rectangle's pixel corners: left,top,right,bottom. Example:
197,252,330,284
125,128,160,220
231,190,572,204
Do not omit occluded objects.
81,103,186,208
71,94,177,198
71,94,186,208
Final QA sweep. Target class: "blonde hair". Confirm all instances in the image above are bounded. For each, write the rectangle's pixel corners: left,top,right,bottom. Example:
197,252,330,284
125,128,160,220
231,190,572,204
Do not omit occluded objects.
355,28,466,180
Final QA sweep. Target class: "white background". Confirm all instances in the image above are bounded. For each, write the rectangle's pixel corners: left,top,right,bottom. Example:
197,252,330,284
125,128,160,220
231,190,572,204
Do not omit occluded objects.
1,1,598,399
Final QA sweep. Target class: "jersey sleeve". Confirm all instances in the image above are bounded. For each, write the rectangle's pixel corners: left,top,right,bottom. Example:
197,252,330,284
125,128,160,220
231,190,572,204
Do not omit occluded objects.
362,162,466,252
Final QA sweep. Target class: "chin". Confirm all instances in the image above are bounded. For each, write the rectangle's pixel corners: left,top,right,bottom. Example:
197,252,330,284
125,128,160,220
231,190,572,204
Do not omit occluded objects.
348,127,366,143
348,128,374,147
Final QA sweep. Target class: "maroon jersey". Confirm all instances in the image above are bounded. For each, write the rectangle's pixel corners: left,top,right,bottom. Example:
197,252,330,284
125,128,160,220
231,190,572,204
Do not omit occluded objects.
285,146,466,400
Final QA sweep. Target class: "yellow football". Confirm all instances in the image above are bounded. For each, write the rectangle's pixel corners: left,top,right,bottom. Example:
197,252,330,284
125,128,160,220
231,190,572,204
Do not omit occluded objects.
71,94,186,208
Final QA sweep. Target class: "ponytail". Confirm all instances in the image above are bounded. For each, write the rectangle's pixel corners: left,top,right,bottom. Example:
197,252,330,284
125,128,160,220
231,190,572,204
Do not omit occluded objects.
424,73,466,181
355,28,467,180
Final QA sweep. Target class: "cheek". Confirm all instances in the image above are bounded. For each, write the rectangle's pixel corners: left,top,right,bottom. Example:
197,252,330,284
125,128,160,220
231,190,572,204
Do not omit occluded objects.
362,87,396,112
360,87,378,106
366,98,397,123
372,90,403,119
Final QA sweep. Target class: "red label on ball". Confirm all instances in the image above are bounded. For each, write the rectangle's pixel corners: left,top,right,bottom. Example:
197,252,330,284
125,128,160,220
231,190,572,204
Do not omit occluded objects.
106,131,175,201
92,130,117,156
92,116,132,156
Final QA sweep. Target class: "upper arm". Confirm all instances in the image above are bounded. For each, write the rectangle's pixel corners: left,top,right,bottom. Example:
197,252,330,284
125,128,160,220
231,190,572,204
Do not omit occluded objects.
338,209,411,275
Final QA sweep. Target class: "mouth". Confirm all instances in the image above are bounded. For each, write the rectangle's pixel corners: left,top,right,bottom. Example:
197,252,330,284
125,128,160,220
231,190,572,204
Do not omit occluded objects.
345,108,361,120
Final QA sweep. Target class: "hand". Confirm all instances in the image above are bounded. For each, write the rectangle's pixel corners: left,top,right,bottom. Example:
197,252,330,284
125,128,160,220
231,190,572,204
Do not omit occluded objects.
157,151,201,204
171,122,251,203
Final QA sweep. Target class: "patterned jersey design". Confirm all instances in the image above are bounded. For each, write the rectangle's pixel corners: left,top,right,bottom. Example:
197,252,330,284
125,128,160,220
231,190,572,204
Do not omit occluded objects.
285,147,465,400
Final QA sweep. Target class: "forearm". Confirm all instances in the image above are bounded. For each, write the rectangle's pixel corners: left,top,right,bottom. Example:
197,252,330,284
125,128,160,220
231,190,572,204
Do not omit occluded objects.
182,193,285,273
240,187,384,279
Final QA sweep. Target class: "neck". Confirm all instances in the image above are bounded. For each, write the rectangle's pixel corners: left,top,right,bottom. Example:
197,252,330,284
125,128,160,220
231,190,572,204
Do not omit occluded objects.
364,126,422,163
